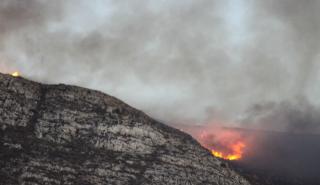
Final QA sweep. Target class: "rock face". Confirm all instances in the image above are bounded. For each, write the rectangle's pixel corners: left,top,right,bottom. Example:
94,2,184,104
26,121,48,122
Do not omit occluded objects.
0,73,250,185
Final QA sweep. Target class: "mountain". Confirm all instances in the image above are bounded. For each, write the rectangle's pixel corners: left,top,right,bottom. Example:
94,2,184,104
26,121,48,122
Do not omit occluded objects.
0,73,250,185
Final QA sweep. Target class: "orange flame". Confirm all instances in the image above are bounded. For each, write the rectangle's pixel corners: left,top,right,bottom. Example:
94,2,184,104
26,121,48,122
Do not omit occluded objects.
196,128,247,161
211,141,246,160
171,123,250,161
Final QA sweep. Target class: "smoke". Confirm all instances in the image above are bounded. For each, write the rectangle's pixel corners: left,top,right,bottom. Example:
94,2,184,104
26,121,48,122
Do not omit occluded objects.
240,97,320,134
1,0,320,133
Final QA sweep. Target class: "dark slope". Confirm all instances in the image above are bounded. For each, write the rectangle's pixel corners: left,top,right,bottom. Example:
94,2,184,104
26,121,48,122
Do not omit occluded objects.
230,129,320,185
0,73,250,185
175,125,320,185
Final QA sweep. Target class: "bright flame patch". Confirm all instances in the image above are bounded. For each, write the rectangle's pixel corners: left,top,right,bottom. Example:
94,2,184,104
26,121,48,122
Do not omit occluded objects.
197,128,247,161
211,141,246,160
11,71,20,77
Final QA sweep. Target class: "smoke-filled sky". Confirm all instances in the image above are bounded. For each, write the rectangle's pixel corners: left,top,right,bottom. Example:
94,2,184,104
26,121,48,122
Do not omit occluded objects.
1,0,320,133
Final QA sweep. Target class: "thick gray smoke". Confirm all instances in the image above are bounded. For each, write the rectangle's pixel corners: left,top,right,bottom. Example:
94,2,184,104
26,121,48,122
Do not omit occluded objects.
241,97,320,134
1,0,320,133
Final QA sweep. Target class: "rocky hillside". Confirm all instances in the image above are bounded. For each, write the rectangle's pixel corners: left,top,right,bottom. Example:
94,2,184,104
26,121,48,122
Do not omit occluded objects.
0,73,250,185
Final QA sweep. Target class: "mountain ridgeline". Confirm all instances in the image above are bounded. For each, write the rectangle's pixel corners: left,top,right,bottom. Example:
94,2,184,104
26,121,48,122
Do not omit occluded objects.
0,73,250,185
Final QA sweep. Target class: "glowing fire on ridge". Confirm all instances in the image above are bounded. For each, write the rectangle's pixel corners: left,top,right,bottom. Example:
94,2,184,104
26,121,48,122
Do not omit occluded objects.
11,71,20,77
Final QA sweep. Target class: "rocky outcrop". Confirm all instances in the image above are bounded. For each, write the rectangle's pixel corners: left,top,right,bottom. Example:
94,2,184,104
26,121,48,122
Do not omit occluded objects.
0,73,250,185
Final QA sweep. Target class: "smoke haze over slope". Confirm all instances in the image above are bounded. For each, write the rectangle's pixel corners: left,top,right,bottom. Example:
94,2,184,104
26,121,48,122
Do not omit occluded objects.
1,0,320,133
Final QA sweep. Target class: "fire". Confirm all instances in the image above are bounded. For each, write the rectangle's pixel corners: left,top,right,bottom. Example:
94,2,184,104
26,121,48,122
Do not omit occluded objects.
197,127,247,161
172,123,251,161
211,141,246,160
11,71,20,77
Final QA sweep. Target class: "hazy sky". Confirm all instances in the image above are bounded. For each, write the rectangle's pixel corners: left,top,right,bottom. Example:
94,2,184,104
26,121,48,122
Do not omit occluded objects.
1,0,320,133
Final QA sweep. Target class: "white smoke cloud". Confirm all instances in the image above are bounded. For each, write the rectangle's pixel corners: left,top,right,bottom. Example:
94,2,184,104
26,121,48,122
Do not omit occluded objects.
1,0,320,132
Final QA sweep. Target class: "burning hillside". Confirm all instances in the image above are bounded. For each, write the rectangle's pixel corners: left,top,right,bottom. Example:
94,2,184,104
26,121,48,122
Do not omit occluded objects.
199,129,247,161
175,124,251,161
211,141,245,161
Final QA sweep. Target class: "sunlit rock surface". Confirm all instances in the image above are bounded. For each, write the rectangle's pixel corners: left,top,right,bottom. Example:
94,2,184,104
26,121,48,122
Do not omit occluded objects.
0,73,250,185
